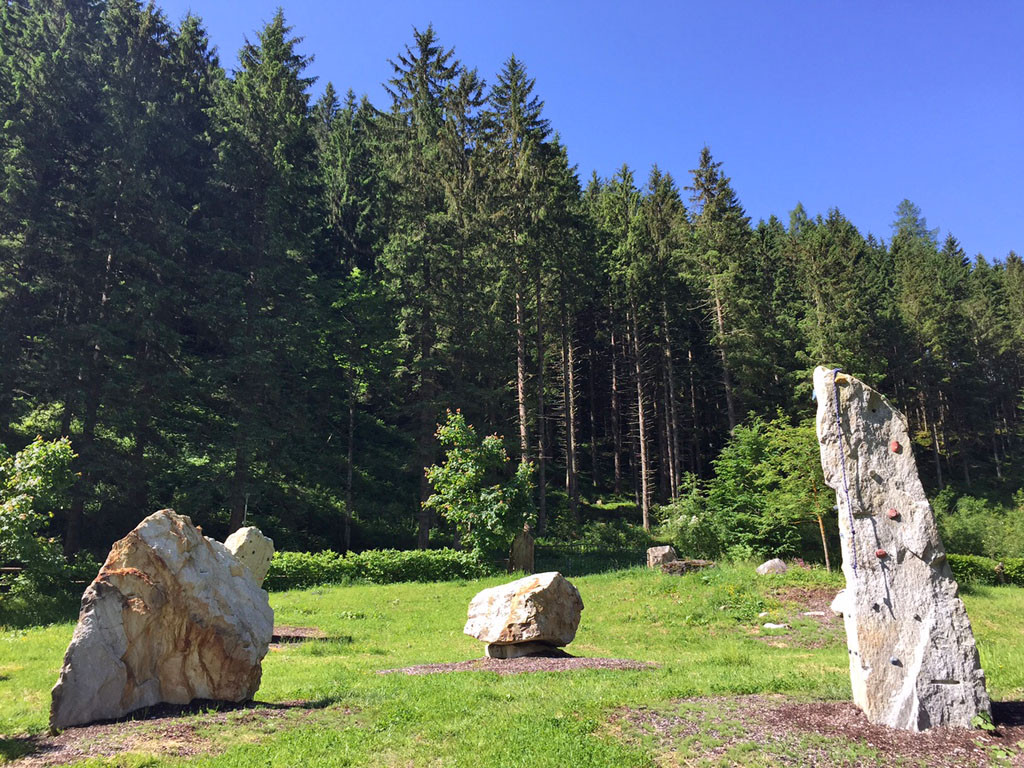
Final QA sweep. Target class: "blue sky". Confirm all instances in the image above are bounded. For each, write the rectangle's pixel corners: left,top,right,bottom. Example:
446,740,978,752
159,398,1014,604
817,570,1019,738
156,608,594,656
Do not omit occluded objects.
158,0,1023,260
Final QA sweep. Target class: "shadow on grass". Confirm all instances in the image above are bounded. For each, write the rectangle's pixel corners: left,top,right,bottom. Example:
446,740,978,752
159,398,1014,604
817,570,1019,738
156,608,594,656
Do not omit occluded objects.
115,697,335,723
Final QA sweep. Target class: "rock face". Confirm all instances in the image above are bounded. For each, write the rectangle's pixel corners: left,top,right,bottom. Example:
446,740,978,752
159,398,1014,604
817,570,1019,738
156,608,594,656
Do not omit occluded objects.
647,545,678,569
50,510,274,730
813,366,991,731
224,526,275,586
464,572,583,657
756,558,787,575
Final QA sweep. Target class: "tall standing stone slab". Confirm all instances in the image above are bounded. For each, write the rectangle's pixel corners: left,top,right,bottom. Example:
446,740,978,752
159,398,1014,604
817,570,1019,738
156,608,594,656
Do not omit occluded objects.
224,526,275,586
813,367,990,731
50,510,273,730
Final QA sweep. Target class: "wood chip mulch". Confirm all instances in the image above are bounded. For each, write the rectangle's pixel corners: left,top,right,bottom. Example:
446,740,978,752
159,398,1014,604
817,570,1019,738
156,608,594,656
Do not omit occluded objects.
379,655,655,676
271,625,328,643
5,700,331,767
612,695,1024,767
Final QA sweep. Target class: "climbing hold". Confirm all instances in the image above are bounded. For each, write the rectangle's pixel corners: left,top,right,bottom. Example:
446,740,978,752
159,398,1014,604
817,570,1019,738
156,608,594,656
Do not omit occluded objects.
890,440,900,453
876,548,888,559
887,508,899,520
890,656,901,666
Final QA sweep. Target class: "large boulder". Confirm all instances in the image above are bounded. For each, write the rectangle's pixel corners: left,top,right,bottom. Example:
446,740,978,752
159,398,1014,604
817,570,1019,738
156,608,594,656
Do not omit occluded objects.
224,526,275,586
647,545,677,569
813,367,991,730
464,572,583,657
50,510,273,730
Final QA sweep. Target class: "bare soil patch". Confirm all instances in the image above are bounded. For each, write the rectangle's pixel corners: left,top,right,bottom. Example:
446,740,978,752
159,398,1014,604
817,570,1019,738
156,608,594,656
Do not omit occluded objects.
380,655,655,676
610,695,1024,767
5,700,335,767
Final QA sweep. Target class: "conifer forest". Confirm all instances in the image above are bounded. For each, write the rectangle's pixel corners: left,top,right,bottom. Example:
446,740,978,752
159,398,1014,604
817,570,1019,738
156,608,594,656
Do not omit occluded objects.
3,1,1023,560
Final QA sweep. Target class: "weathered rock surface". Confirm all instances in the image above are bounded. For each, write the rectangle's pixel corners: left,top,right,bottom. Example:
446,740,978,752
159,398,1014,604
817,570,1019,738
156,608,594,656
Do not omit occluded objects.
647,545,678,568
464,572,583,649
50,510,273,730
813,366,990,731
756,558,787,575
224,526,275,586
830,589,850,617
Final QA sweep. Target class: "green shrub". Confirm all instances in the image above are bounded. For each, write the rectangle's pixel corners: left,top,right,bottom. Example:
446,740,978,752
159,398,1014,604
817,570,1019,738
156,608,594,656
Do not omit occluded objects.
1,437,99,626
264,547,491,591
947,554,1024,587
424,411,535,560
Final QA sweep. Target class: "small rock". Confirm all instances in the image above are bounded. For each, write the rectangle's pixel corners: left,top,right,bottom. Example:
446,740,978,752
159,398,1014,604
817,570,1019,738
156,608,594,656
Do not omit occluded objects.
485,641,560,659
647,545,677,568
758,611,769,617
224,526,274,586
756,558,787,575
830,589,849,617
802,611,826,617
762,622,789,630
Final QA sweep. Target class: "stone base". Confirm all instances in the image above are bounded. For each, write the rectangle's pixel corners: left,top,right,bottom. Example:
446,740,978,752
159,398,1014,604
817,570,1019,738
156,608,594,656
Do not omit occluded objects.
485,642,561,659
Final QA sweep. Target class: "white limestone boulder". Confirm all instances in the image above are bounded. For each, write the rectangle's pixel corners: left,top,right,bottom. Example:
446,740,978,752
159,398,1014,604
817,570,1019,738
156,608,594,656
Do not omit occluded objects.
50,510,273,730
224,526,275,586
647,545,678,569
756,558,787,575
813,366,991,731
464,572,583,653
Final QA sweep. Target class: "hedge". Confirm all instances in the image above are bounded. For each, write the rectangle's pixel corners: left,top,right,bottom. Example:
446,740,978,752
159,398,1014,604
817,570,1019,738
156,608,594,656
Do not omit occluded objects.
263,548,491,591
947,554,1024,587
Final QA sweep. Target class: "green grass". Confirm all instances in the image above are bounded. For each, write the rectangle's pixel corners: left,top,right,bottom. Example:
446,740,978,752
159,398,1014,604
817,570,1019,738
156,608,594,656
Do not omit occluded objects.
2,564,1023,766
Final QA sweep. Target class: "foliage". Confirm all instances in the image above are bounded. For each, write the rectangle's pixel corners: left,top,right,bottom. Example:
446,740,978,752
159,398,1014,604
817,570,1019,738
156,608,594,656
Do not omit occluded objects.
423,412,535,558
933,491,1024,560
263,547,491,591
657,416,833,562
0,437,97,625
947,554,1024,587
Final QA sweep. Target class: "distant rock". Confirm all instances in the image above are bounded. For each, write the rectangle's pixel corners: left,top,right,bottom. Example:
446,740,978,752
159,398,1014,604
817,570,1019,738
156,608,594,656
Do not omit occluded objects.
464,572,583,657
50,510,273,730
830,589,849,617
224,526,274,587
756,558,787,575
647,545,677,569
762,622,789,630
659,559,715,575
509,525,535,574
814,366,991,730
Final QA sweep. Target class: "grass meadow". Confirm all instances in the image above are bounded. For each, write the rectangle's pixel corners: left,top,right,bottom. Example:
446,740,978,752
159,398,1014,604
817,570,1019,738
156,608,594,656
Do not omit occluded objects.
1,564,1022,766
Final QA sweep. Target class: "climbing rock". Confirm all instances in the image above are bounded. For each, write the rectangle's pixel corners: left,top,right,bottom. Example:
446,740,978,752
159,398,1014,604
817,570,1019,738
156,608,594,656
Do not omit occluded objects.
647,545,678,568
830,589,849,616
464,572,583,652
50,510,273,730
813,367,991,731
224,526,275,586
756,558,787,575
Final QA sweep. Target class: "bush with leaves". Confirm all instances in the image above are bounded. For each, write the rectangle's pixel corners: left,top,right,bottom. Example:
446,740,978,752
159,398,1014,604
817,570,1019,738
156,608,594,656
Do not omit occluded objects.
1,437,96,625
656,415,835,564
423,411,535,559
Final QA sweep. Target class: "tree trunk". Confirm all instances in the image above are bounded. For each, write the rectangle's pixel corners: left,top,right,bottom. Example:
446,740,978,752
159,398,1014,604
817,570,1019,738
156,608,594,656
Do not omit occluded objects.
712,288,737,431
535,276,547,534
345,392,355,552
560,313,579,526
228,442,248,533
587,332,599,491
688,347,703,476
611,326,622,494
630,305,651,531
515,284,530,460
661,299,681,494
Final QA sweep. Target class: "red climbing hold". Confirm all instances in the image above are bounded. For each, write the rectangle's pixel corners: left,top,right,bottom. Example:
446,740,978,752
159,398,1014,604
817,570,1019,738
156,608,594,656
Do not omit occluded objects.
890,440,900,453
887,508,899,519
876,548,888,558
